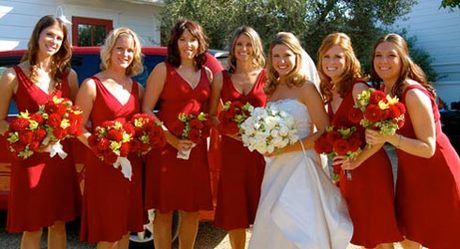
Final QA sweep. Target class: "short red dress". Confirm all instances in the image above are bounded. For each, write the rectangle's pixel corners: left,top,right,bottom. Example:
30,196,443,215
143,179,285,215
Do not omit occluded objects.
144,63,213,212
328,81,402,247
80,77,144,243
395,84,460,249
213,70,267,231
7,66,80,233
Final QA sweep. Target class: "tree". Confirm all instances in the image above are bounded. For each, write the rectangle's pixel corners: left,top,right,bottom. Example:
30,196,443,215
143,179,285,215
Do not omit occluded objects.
160,0,416,73
441,0,460,8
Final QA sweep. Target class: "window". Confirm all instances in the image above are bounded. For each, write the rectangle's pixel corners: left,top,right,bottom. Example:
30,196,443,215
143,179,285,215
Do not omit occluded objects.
72,16,112,46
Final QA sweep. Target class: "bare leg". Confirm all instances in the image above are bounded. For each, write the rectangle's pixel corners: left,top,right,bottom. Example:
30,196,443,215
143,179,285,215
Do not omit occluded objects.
117,234,130,249
48,221,67,249
400,239,422,249
228,228,246,249
178,210,199,249
96,241,118,249
154,211,173,249
20,229,43,249
374,242,395,249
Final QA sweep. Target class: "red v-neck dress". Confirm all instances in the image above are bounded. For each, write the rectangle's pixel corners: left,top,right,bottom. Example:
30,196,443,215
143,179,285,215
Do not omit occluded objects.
7,66,80,233
145,63,213,212
213,70,267,230
328,80,402,247
395,85,460,249
80,76,144,243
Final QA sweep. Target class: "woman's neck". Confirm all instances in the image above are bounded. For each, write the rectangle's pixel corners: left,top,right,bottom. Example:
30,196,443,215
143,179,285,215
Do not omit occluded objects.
34,54,53,71
104,67,129,82
235,60,254,74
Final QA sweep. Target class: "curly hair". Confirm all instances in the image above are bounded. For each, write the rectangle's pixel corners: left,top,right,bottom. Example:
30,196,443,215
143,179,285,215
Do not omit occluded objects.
22,15,71,86
370,33,435,98
317,32,363,103
100,27,144,77
265,32,306,96
166,19,208,69
227,26,265,73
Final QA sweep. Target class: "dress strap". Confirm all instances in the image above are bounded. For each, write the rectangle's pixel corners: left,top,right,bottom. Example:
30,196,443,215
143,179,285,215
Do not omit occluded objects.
12,65,33,87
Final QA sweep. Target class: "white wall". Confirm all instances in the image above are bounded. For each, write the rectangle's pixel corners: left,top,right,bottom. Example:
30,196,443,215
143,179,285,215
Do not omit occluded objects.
0,0,162,51
393,0,460,105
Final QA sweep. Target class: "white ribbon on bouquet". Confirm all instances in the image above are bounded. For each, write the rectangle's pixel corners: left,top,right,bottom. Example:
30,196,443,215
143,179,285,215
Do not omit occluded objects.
113,156,132,181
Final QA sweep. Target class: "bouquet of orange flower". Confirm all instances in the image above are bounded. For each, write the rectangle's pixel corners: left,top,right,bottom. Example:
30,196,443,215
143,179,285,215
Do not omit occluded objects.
88,120,135,180
129,113,166,155
349,89,406,135
6,111,47,159
314,126,364,184
42,96,83,159
170,112,211,160
218,101,254,135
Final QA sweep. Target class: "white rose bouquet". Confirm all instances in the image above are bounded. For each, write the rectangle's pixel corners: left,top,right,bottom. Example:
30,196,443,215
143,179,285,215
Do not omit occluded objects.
240,104,299,154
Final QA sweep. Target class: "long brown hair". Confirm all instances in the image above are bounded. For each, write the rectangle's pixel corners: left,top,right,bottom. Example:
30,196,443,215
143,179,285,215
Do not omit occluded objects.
265,32,306,96
317,32,363,103
370,33,435,98
22,15,71,85
166,19,208,69
227,26,265,73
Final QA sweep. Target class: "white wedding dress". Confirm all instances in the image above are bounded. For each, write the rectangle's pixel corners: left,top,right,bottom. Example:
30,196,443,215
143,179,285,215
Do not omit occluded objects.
248,99,353,249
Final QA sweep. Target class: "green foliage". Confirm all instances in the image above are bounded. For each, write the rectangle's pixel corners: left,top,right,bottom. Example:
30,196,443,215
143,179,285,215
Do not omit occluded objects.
441,0,460,9
160,0,417,75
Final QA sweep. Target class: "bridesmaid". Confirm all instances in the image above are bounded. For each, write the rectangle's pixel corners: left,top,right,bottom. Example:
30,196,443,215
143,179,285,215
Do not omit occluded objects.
76,27,145,249
366,33,460,249
209,26,266,249
142,19,213,249
0,15,79,249
317,32,402,249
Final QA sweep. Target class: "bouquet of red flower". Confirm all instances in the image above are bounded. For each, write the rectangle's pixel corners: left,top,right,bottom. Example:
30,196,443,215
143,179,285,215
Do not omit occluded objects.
218,101,254,135
170,112,211,160
88,120,135,180
349,89,406,135
129,113,166,155
6,111,47,159
41,96,83,158
314,126,364,184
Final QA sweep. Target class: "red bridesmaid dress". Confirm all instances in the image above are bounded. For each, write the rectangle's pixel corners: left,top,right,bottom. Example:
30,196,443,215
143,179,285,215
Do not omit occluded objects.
144,63,213,212
328,80,402,247
395,84,460,249
7,66,80,232
80,77,144,243
213,70,267,230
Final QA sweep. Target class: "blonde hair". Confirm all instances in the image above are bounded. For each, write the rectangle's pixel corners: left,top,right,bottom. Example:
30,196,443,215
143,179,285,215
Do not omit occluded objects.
227,26,265,73
100,27,143,77
265,32,306,95
317,32,363,103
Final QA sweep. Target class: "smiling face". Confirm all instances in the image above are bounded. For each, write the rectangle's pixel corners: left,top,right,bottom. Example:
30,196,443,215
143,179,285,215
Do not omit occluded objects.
110,34,135,70
177,29,199,61
373,41,402,82
233,34,253,62
321,45,347,83
271,44,296,77
37,22,64,57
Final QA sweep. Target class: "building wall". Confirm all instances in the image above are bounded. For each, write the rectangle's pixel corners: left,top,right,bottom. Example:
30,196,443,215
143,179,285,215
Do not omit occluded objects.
393,0,460,106
0,0,161,50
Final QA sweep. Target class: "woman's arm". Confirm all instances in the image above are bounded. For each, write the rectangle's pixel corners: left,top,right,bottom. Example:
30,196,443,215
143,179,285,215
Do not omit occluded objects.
67,69,79,102
74,78,96,148
0,68,17,135
209,72,223,126
366,85,436,158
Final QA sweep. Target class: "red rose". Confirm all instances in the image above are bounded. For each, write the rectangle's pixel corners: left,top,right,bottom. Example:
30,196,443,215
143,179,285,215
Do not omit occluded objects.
19,131,34,144
10,118,30,131
232,101,244,109
189,118,204,130
30,113,45,124
119,142,130,157
29,141,40,151
103,151,118,165
188,128,201,143
333,138,350,156
363,104,383,123
123,123,135,136
53,127,67,140
107,129,123,141
10,143,25,153
314,135,333,154
326,130,341,143
388,104,402,119
97,137,111,151
348,108,363,124
34,128,47,141
348,132,363,152
170,122,185,137
369,90,387,104
47,113,62,128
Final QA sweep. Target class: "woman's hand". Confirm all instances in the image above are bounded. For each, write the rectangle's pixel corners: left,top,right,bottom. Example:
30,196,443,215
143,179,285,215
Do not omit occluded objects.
333,155,361,170
224,132,242,141
365,129,389,146
169,136,195,152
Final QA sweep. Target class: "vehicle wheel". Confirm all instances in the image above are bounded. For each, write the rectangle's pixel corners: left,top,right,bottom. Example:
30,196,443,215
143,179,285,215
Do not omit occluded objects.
129,209,180,249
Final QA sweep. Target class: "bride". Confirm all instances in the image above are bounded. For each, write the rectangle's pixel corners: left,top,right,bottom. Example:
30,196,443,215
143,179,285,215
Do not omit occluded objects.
248,32,353,249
